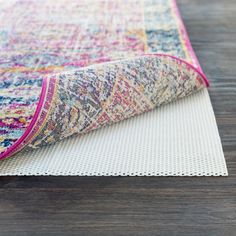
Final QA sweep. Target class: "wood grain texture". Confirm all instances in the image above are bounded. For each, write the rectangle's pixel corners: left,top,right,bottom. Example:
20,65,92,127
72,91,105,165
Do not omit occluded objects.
0,0,236,235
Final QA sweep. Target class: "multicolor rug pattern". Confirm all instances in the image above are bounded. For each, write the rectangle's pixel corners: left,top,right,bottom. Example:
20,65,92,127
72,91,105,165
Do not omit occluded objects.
0,0,208,159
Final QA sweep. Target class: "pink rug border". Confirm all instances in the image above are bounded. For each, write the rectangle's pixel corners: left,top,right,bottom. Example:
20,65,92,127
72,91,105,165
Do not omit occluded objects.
0,78,48,159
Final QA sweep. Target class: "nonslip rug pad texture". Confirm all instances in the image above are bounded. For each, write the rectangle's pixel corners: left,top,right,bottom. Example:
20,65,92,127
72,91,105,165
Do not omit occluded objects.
0,0,227,175
0,89,227,176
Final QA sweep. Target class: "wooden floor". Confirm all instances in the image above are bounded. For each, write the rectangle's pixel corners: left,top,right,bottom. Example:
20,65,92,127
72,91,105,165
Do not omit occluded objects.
0,0,236,235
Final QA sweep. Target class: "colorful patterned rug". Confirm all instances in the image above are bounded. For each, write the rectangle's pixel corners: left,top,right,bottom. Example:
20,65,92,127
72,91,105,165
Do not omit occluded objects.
0,0,209,160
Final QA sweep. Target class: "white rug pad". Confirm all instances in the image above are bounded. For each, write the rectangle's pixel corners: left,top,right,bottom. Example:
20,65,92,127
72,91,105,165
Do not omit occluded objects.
0,89,228,176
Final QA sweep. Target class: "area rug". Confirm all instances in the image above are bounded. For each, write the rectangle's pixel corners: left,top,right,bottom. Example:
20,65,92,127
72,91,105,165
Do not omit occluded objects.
0,0,227,175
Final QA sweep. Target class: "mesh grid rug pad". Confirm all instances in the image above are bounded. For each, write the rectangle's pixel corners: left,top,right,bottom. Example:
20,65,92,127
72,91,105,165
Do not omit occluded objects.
0,0,227,175
0,89,227,176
